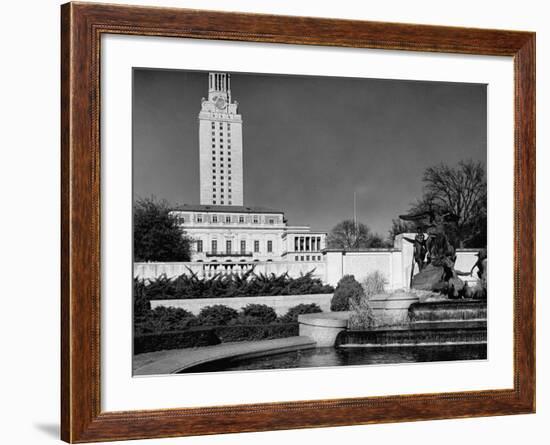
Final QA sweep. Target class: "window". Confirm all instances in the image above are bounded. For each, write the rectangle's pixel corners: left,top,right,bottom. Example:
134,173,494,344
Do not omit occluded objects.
196,215,203,223
221,201,224,204
211,122,215,129
295,256,299,261
306,255,310,261
228,201,232,205
225,216,231,223
268,218,274,224
240,240,246,254
196,240,203,253
212,138,215,142
213,200,216,204
212,215,218,223
211,240,217,253
267,241,273,253
253,215,259,224
300,256,304,261
219,123,223,129
226,240,232,253
254,240,259,253
239,216,244,223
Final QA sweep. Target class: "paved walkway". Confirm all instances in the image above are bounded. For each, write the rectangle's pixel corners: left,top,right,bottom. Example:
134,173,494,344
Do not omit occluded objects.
133,336,316,376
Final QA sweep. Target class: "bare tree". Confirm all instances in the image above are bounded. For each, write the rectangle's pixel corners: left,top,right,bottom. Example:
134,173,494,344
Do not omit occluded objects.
421,160,486,247
328,220,388,249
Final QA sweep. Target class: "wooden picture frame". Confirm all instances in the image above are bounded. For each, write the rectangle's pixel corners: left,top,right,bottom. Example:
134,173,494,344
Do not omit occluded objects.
61,2,535,442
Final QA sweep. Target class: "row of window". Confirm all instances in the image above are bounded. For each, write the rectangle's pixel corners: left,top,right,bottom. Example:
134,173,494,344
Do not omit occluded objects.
196,239,273,254
294,255,322,262
174,215,278,224
211,122,232,130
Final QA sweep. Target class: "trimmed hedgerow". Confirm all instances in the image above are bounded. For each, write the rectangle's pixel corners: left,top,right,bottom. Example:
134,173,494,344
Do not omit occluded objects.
134,327,220,354
279,303,323,323
133,323,299,353
215,323,298,343
330,275,365,311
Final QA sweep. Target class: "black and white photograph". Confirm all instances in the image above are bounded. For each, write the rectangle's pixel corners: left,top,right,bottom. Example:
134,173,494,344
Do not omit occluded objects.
132,69,488,376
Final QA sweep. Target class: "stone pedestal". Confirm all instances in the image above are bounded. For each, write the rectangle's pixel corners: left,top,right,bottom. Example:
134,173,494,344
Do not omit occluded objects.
298,312,350,347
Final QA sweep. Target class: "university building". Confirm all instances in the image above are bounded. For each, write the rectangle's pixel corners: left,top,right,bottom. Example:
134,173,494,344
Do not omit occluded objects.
170,72,327,269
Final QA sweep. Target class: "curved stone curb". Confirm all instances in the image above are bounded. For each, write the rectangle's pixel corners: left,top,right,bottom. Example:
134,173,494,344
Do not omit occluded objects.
133,336,316,375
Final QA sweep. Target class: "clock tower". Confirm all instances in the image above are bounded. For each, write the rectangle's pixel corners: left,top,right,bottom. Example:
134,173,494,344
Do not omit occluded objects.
198,72,243,206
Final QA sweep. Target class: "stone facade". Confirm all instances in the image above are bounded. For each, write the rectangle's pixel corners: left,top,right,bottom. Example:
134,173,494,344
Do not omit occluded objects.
198,73,243,206
170,204,326,264
171,72,327,269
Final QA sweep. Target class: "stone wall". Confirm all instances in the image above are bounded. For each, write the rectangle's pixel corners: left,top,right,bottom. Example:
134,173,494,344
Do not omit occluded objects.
134,260,326,281
134,234,482,290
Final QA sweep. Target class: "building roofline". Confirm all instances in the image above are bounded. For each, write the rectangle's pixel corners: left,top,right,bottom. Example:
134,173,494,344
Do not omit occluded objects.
171,204,284,214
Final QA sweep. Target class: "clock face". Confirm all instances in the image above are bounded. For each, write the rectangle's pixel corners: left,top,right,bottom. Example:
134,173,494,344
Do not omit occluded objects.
215,96,227,110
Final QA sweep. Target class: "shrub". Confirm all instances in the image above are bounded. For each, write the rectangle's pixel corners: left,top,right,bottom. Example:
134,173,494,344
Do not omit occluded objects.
215,323,298,343
347,297,375,330
330,275,365,311
362,271,387,297
135,269,334,301
197,305,239,326
239,304,278,324
134,328,220,354
279,303,322,323
134,306,198,335
133,277,151,317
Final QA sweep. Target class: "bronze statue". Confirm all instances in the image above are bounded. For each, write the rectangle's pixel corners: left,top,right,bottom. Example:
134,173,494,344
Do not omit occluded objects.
403,227,428,273
399,208,464,298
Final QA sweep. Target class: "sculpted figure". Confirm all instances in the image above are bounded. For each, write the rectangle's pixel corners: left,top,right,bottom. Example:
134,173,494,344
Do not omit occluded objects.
403,227,428,273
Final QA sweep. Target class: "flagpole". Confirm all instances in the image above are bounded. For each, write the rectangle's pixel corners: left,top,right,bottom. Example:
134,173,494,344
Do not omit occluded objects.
353,191,357,246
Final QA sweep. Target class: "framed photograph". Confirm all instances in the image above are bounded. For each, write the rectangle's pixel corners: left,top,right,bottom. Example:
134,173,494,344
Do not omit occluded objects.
61,2,535,442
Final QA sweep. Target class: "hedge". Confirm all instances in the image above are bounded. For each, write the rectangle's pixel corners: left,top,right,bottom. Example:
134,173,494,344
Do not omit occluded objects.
135,269,334,302
134,323,299,354
134,327,221,354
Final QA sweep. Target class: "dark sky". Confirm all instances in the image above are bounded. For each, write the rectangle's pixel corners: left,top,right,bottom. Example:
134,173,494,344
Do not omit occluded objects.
133,69,486,236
